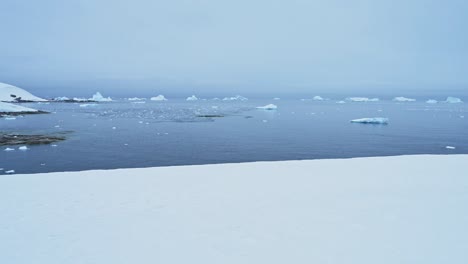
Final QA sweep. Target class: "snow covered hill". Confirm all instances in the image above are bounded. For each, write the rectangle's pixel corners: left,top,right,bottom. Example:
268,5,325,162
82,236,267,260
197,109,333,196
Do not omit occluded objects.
0,82,46,102
0,101,40,114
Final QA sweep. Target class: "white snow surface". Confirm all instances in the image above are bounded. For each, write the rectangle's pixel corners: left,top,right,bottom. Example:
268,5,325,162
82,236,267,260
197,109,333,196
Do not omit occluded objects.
0,155,467,264
150,95,168,101
351,117,389,124
90,92,112,102
346,97,379,102
0,82,46,102
445,97,463,103
186,95,198,101
393,97,416,102
256,104,278,110
0,102,39,113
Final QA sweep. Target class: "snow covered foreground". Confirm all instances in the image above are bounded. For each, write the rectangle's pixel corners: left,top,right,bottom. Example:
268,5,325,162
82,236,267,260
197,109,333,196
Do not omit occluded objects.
1,155,467,264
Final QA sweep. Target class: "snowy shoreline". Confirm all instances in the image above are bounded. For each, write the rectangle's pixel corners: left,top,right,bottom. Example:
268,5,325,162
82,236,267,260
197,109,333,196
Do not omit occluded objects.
1,154,467,263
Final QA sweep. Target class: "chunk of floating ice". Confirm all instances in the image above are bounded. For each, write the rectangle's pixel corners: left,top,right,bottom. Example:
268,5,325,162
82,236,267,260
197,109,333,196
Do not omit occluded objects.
445,97,463,103
350,117,389,124
313,96,324,101
446,146,456,150
346,97,379,102
393,97,416,102
336,101,346,104
426,99,438,104
222,95,248,101
4,117,16,120
262,120,268,123
131,101,146,104
4,148,15,151
273,98,281,100
18,146,29,151
51,144,58,147
150,95,168,101
112,127,117,130
5,170,15,174
127,97,146,101
256,104,278,110
186,95,198,101
90,92,113,102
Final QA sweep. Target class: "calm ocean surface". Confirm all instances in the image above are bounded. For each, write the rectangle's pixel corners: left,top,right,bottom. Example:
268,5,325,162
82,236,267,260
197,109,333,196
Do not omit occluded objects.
1,95,467,174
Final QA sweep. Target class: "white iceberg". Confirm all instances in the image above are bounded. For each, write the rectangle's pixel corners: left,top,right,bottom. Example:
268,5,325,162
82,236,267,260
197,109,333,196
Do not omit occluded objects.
72,97,89,102
18,146,29,151
350,117,389,124
186,95,198,101
4,148,15,152
53,96,70,101
0,82,46,102
150,95,168,101
90,92,113,102
222,95,248,101
346,97,380,102
313,96,324,101
273,97,281,100
336,101,346,104
127,97,146,101
444,97,463,104
79,104,97,107
256,104,278,110
393,97,416,102
5,170,15,174
426,99,438,104
446,146,456,150
0,102,40,113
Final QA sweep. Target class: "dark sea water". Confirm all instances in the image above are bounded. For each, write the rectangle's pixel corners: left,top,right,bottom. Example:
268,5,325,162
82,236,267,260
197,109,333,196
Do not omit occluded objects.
1,95,467,174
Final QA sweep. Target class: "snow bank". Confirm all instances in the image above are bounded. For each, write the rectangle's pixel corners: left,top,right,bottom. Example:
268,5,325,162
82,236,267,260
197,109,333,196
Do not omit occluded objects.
1,155,467,263
89,92,112,102
346,97,379,102
150,95,168,101
0,82,46,102
256,104,278,110
0,102,39,113
313,96,324,101
186,95,198,101
426,99,438,104
393,97,416,102
445,97,463,103
350,117,389,124
222,95,248,101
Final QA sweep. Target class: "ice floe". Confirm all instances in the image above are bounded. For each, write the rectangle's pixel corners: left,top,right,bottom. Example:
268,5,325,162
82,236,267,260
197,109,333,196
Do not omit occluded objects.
346,97,379,102
446,146,456,150
150,95,168,101
18,146,29,151
5,170,15,174
444,97,463,103
350,117,389,124
127,97,146,101
256,104,278,110
393,97,416,102
336,101,346,104
222,95,248,101
313,96,324,101
90,92,113,102
4,148,15,152
186,95,198,101
426,99,438,104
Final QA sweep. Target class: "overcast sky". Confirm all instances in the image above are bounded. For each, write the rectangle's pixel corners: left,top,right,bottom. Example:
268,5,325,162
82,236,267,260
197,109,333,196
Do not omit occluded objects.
1,0,467,96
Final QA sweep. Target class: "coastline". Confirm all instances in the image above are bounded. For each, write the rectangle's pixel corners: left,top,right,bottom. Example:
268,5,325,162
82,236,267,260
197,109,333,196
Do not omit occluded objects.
1,154,467,263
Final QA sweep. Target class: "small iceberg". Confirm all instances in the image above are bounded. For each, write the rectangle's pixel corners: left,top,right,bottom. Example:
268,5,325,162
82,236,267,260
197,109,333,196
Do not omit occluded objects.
393,97,416,102
5,170,15,174
346,97,379,102
90,92,112,102
150,95,168,101
446,146,456,150
4,148,15,152
336,101,346,104
222,95,248,101
426,99,438,104
79,104,97,107
350,117,389,124
256,104,278,110
445,97,463,104
273,97,281,100
186,95,198,101
127,97,146,101
18,146,29,151
313,96,324,101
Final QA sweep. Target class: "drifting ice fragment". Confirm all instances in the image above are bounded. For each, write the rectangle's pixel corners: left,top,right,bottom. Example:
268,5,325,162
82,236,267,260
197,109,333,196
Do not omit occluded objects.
186,95,198,101
18,146,29,151
4,148,15,151
222,95,248,101
90,92,113,102
150,95,168,101
313,96,324,101
446,146,456,150
445,97,463,103
350,117,389,124
5,170,15,174
426,99,438,104
393,97,416,102
256,104,278,110
346,97,379,102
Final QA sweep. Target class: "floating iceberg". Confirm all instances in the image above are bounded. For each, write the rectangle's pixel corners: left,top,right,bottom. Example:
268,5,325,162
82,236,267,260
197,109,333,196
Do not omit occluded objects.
79,104,97,107
313,96,324,101
54,96,70,101
346,97,379,102
186,95,198,101
18,146,29,151
0,102,40,114
273,97,281,100
393,97,416,102
0,82,47,102
336,101,346,104
350,117,389,124
4,148,15,152
256,104,278,110
426,99,438,104
222,95,248,101
150,95,168,101
446,146,456,150
90,92,113,102
444,97,463,103
5,170,15,174
127,97,146,101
